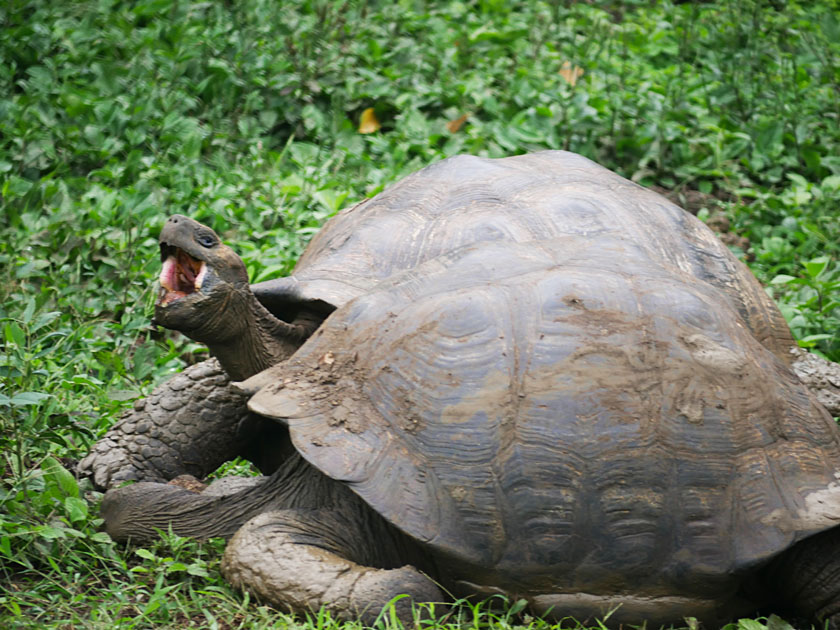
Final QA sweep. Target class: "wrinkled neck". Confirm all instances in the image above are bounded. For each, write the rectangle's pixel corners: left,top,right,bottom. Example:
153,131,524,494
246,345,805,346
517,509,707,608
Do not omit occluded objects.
192,288,307,381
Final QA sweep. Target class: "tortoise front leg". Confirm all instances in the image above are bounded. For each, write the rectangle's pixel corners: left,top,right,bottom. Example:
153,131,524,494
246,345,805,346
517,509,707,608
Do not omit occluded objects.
221,509,445,624
79,358,278,490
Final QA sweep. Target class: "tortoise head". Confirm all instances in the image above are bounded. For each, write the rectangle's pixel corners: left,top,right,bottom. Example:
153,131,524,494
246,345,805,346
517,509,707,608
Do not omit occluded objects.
154,215,250,343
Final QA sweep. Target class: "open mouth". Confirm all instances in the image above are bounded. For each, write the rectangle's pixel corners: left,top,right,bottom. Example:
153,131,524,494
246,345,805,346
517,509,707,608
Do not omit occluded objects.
157,245,208,306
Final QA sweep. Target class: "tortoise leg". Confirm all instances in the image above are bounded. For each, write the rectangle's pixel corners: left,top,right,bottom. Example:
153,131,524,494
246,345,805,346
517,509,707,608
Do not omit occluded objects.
79,358,281,490
759,527,840,628
221,509,445,624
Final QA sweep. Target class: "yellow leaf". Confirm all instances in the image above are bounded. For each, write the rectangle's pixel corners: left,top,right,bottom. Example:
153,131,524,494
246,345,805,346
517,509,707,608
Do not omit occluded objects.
358,108,381,134
446,113,468,133
559,61,584,86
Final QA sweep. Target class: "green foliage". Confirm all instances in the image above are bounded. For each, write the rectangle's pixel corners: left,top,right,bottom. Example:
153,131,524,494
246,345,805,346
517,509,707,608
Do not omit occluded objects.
734,173,840,358
722,615,796,630
0,0,838,628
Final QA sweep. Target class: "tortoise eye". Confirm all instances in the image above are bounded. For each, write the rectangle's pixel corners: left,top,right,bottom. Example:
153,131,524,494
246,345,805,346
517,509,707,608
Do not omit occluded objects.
196,232,217,248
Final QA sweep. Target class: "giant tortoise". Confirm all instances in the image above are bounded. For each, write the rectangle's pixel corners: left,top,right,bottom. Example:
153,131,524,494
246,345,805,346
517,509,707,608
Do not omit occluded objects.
83,151,840,627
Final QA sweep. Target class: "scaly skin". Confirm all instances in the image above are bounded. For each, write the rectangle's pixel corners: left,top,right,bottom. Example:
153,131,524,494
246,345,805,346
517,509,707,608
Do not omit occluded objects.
100,443,445,624
78,359,251,489
78,357,298,490
222,509,445,625
80,215,320,489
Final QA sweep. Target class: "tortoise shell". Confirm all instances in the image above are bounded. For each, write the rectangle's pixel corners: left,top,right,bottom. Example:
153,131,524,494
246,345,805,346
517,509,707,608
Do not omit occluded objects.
253,151,794,364
246,151,840,603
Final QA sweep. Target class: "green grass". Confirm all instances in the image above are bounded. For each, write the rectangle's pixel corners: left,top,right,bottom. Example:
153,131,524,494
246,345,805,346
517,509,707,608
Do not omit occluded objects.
1,0,838,628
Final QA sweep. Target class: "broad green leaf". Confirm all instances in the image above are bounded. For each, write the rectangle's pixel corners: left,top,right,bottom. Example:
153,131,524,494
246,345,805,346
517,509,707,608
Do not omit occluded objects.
508,598,528,615
10,392,51,406
21,299,36,325
187,563,210,577
30,311,61,333
801,334,834,343
89,532,112,544
4,322,25,348
37,525,67,540
786,172,809,187
313,189,349,213
42,457,79,498
135,548,156,561
803,257,830,279
64,496,88,523
822,175,840,191
2,175,34,198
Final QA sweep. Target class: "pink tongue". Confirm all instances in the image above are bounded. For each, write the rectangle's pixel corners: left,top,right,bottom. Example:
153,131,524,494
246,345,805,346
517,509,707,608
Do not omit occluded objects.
160,257,178,290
